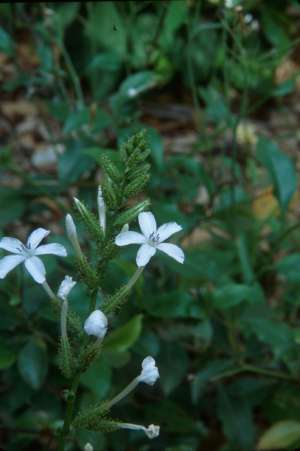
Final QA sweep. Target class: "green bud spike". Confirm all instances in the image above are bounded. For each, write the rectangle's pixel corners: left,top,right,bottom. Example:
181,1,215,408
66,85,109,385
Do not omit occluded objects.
99,155,122,183
114,199,150,226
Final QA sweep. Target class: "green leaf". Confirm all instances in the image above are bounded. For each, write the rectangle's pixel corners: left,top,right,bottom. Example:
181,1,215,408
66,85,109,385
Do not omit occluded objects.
160,0,188,49
86,3,126,58
0,26,14,55
217,386,255,451
63,108,89,134
0,188,26,227
143,290,203,319
119,71,158,98
17,339,48,390
257,421,300,450
0,341,16,369
58,141,95,183
104,314,143,353
256,137,297,211
81,357,111,399
158,342,188,395
212,283,262,309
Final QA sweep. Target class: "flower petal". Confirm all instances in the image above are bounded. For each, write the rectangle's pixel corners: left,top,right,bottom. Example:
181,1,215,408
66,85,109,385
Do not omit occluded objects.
115,231,145,246
136,244,156,267
35,243,67,257
0,255,25,278
0,237,24,254
138,212,157,238
157,243,185,264
27,228,50,249
24,256,46,284
157,222,182,243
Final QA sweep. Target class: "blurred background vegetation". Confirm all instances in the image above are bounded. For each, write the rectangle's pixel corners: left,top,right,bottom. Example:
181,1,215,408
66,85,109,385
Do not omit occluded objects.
1,1,300,450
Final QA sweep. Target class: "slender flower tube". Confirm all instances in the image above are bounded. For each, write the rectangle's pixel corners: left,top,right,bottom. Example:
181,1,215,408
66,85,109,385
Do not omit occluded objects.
116,422,160,439
115,211,184,267
97,186,106,234
65,214,83,259
0,228,67,283
107,356,159,408
84,309,108,339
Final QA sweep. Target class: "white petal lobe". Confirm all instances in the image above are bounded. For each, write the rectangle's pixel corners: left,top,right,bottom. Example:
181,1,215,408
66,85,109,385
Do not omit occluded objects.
157,243,185,264
136,244,156,267
24,256,46,283
0,237,24,254
138,212,157,238
115,231,145,246
157,222,182,242
35,243,67,257
27,228,50,249
0,255,25,278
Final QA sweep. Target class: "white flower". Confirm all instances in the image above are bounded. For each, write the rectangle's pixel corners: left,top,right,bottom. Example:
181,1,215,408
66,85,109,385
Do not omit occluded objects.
115,211,184,267
84,309,108,338
117,422,160,439
144,424,160,439
0,228,67,284
137,356,159,386
58,276,76,300
84,443,94,451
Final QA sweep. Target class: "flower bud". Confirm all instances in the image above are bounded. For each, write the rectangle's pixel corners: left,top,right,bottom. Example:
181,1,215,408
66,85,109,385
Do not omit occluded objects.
84,309,108,338
65,214,82,258
84,443,94,451
97,186,106,233
137,356,159,385
58,275,76,300
74,197,88,217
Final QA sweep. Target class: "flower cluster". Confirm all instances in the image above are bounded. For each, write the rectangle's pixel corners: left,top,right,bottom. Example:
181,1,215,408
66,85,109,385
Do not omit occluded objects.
0,186,185,444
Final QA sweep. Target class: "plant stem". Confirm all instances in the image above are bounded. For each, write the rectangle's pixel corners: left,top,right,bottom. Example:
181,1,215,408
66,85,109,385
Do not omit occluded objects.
58,373,81,451
124,266,144,294
59,40,85,107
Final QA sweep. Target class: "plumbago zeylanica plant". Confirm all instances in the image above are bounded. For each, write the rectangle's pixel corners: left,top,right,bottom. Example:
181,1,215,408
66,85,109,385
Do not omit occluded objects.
0,132,185,451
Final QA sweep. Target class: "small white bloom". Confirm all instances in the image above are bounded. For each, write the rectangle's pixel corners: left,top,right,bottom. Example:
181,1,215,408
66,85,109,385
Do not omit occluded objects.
137,356,159,386
84,309,108,338
58,276,76,300
144,424,160,439
117,422,160,439
84,443,94,451
97,186,106,233
115,211,184,267
0,228,67,284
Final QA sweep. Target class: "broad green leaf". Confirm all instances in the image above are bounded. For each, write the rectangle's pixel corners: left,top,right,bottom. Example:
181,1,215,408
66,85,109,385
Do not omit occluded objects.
63,109,89,134
81,357,111,399
104,314,143,353
58,141,95,183
212,283,262,309
17,339,48,390
256,138,297,211
258,421,300,450
119,71,158,98
86,3,126,58
158,342,188,395
143,290,203,319
0,26,14,54
0,341,16,369
160,0,188,49
0,188,26,227
217,386,255,451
